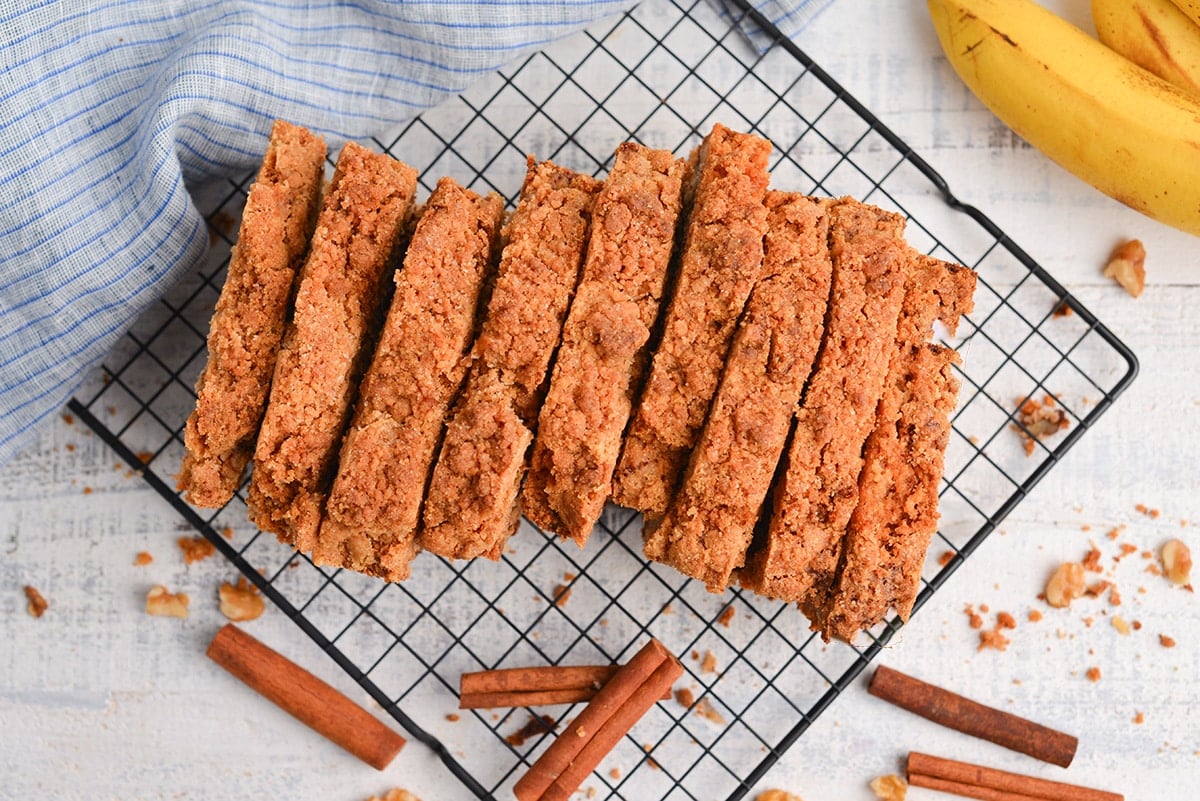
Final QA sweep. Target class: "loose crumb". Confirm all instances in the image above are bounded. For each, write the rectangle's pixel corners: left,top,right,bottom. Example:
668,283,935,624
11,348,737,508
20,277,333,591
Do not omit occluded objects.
1013,395,1069,455
869,774,908,801
642,743,659,770
695,697,727,725
1027,609,1043,622
1086,667,1101,682
1082,546,1103,573
145,585,189,619
505,714,555,747
1134,712,1145,725
446,713,459,722
177,535,216,564
756,790,804,801
1112,616,1131,635
364,791,422,801
1051,299,1073,317
609,768,620,780
978,628,1010,652
717,605,736,627
1159,634,1177,648
996,611,1016,630
676,687,695,708
23,585,48,618
218,577,265,622
133,551,153,566
221,526,234,540
937,550,954,567
135,450,154,464
965,604,984,630
62,413,74,425
552,584,572,607
701,650,718,674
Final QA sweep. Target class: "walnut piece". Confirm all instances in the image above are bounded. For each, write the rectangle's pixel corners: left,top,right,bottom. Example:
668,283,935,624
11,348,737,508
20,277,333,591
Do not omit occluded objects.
24,585,48,618
870,774,908,801
1112,615,1131,635
1102,239,1146,298
755,791,804,801
219,577,265,622
145,585,189,618
1160,539,1193,585
1045,562,1085,608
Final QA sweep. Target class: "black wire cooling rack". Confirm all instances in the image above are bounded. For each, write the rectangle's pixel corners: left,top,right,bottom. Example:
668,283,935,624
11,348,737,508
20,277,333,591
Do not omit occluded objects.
70,0,1138,799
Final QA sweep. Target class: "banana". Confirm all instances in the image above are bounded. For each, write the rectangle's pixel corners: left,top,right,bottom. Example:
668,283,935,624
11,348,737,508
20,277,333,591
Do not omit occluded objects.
1172,0,1200,28
927,0,1200,237
1093,0,1200,96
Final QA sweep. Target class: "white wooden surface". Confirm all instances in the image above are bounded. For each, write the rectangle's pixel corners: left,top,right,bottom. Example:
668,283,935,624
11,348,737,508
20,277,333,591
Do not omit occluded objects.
3,2,1198,799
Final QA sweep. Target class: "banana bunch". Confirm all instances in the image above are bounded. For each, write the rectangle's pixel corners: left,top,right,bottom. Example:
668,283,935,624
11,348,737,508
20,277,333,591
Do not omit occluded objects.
927,0,1200,237
1092,0,1200,96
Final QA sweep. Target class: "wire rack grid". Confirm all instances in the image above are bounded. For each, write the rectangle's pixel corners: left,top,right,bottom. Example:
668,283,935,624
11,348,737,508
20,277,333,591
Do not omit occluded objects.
70,0,1138,799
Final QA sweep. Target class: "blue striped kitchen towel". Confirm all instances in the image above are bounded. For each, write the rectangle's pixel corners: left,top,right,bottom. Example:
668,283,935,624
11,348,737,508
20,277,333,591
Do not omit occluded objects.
0,0,832,465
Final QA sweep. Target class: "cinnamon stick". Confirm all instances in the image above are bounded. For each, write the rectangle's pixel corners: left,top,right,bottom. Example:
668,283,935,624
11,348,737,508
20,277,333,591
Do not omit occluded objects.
460,665,619,708
460,664,670,708
908,752,1124,801
512,638,681,801
869,665,1077,767
206,624,405,770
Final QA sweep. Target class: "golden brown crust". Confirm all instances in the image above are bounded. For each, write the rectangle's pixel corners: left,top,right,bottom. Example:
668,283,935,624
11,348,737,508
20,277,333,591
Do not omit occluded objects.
421,160,600,560
179,120,326,507
522,143,689,544
644,193,833,592
316,177,504,580
612,124,771,519
814,253,975,640
248,142,418,546
737,199,908,604
820,343,961,641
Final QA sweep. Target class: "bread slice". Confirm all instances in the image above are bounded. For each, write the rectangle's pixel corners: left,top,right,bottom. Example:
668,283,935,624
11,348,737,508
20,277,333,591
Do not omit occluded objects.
315,177,504,580
612,123,771,519
644,193,833,592
814,254,975,641
737,199,908,603
179,120,326,508
248,142,417,546
522,143,689,544
421,159,600,560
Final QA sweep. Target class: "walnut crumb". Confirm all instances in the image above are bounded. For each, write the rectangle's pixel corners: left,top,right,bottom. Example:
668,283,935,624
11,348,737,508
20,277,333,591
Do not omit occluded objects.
869,774,908,801
1086,666,1101,682
219,577,265,622
145,585,189,618
1045,562,1085,608
1014,395,1069,454
1159,634,1177,648
364,791,422,801
133,551,153,566
700,650,717,674
1160,539,1193,585
23,585,48,618
1102,238,1146,298
177,535,215,564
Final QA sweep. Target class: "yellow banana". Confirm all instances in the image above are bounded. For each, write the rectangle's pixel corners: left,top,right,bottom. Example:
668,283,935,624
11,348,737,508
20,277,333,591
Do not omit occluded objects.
927,0,1200,237
1172,0,1200,28
1093,0,1200,96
